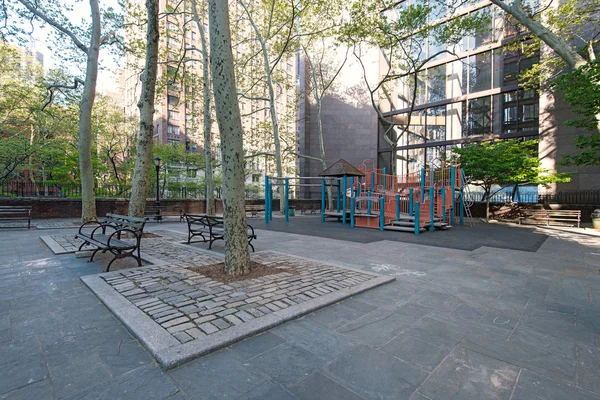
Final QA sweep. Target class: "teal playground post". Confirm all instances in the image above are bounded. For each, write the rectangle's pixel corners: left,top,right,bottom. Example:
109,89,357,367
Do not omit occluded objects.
284,178,289,222
395,194,400,220
336,180,341,212
342,175,347,224
420,168,425,201
371,171,375,191
409,188,414,216
460,188,465,226
414,202,421,235
367,191,372,215
382,167,387,188
449,166,455,226
264,176,270,223
441,188,446,223
350,197,355,228
429,187,435,232
321,179,326,223
379,197,384,231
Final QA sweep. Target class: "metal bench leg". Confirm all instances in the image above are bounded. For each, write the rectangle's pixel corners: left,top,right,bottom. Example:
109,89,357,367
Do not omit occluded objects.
135,247,143,266
248,241,255,252
89,248,101,262
78,241,88,251
106,256,117,272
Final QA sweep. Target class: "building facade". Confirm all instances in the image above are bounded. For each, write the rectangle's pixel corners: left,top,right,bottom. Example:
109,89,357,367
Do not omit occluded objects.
124,0,298,186
373,0,600,190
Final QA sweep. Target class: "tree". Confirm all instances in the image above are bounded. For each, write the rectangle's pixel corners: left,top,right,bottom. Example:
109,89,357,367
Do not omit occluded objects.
453,139,570,221
208,0,251,275
191,0,216,215
552,60,600,166
235,0,299,211
128,0,160,218
5,0,115,222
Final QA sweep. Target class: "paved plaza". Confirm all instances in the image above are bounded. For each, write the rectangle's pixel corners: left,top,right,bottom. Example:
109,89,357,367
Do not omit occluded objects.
0,217,599,399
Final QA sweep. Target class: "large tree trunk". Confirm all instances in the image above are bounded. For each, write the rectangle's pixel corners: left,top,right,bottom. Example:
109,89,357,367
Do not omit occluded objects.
208,0,251,275
128,0,159,218
78,0,102,222
192,0,215,215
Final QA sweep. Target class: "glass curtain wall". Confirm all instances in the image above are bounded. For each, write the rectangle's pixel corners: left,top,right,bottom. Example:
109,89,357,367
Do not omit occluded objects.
385,2,540,174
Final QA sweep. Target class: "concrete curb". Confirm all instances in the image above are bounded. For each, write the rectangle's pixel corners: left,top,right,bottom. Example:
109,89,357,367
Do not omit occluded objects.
81,254,395,370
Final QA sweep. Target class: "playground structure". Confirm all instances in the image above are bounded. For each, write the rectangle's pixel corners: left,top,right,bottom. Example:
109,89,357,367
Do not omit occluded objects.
264,159,471,235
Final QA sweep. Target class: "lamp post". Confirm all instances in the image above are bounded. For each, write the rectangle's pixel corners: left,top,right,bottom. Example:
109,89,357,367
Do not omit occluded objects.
154,156,161,221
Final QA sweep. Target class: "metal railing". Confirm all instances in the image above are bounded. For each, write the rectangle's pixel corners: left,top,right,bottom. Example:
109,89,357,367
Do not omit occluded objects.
465,189,600,205
0,181,268,200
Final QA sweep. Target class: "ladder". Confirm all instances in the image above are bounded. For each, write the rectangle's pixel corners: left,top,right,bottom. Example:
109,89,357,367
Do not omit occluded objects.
460,170,475,227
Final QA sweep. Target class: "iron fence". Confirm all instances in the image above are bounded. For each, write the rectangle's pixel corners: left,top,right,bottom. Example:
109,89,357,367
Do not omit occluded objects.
465,189,600,205
0,180,268,200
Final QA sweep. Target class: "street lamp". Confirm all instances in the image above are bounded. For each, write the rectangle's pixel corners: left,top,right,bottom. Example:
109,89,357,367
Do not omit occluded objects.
154,156,162,221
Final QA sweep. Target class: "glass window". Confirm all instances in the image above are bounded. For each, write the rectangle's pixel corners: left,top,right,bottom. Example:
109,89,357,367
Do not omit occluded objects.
428,34,446,62
503,106,518,123
428,146,448,165
429,0,447,22
446,101,466,140
470,8,493,49
468,96,491,136
428,65,446,102
167,95,179,106
407,110,426,145
167,124,180,135
522,89,536,99
469,51,491,93
407,148,425,173
503,91,518,102
168,110,179,121
522,104,538,122
406,71,427,106
427,106,446,142
447,59,467,97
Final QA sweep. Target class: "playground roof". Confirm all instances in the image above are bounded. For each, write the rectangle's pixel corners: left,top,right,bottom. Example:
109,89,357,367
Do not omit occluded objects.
319,159,365,177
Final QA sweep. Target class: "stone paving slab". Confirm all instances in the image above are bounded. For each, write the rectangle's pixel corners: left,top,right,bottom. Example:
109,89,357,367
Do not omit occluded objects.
40,235,96,254
40,229,190,256
81,250,394,369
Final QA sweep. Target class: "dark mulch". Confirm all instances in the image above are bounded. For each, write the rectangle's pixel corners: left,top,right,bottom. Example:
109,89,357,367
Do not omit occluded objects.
187,261,298,284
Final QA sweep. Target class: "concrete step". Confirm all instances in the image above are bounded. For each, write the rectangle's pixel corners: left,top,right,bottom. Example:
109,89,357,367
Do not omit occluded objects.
384,225,425,233
390,220,415,227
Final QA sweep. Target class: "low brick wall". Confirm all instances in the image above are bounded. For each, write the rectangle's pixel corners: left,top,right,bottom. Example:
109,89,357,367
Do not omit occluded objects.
0,197,323,219
0,198,208,219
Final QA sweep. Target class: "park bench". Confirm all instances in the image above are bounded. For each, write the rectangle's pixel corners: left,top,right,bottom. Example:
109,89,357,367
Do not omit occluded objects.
245,204,265,218
184,214,257,252
75,213,148,271
144,205,184,222
519,209,581,228
0,206,32,229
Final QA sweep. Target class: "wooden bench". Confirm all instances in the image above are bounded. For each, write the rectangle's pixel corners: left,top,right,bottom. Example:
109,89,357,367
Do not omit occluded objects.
0,206,32,229
144,205,184,222
519,210,581,228
184,214,257,252
245,204,265,218
75,213,148,271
